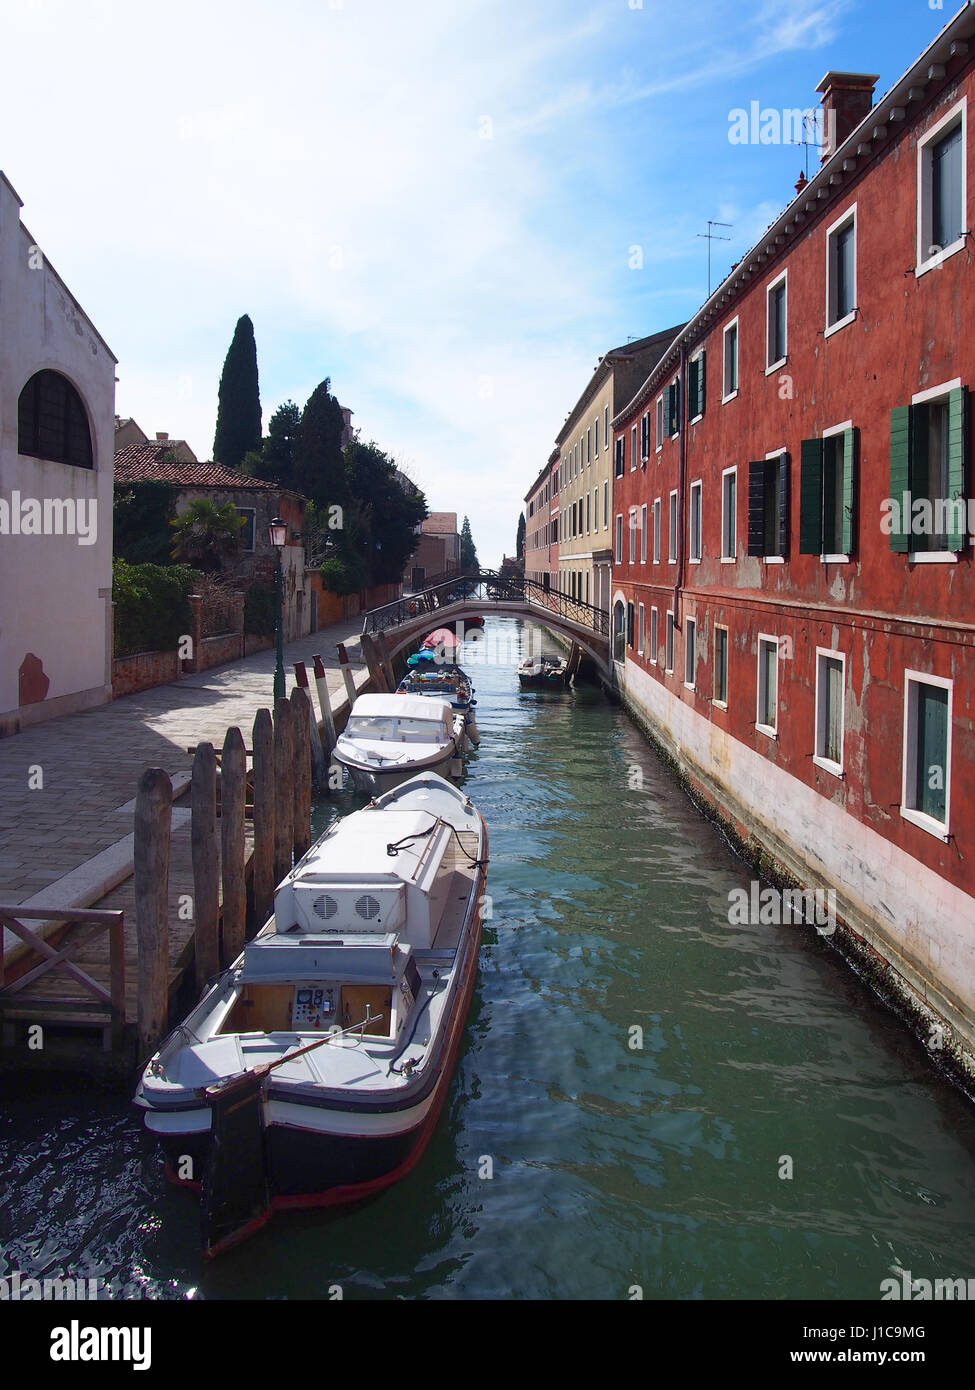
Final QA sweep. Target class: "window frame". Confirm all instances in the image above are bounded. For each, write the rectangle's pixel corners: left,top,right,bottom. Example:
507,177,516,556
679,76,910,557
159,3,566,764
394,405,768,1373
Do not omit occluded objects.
615,513,623,564
684,616,696,690
765,269,788,374
722,317,739,403
721,465,738,561
825,204,858,337
689,479,702,563
650,607,658,665
901,670,953,840
630,424,638,471
640,503,648,564
713,624,729,708
668,489,678,563
655,395,664,453
756,634,779,738
652,498,661,565
814,647,846,777
688,350,706,425
665,611,675,674
916,97,968,277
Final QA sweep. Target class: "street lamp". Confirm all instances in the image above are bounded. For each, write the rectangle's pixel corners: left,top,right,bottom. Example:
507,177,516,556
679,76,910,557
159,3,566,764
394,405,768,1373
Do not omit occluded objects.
268,515,288,701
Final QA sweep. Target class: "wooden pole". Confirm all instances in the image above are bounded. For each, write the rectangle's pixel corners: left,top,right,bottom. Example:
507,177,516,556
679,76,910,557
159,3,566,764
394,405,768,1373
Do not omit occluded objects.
273,697,294,884
312,653,337,752
252,708,275,929
220,726,247,966
134,767,172,1060
294,661,327,793
192,742,220,996
291,687,312,859
336,643,358,706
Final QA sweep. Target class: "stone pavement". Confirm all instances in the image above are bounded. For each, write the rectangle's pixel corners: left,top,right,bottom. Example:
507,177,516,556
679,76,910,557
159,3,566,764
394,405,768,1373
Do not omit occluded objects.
0,620,369,909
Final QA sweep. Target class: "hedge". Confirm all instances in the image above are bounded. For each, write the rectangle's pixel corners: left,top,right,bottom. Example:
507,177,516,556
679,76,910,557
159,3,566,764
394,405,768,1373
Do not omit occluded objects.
113,559,199,658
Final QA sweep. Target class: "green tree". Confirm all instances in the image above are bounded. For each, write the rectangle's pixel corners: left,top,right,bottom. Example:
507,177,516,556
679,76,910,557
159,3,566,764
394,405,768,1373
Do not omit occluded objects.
344,440,427,584
113,481,178,565
170,498,245,573
516,512,526,560
213,314,262,467
293,379,348,509
460,515,479,570
260,399,302,483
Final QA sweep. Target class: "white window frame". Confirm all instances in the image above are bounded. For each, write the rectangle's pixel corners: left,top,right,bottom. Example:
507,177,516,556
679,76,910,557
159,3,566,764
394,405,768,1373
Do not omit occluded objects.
762,445,788,564
638,603,645,657
821,419,855,563
713,623,729,708
593,486,599,532
825,204,858,338
595,416,600,456
907,377,964,563
668,489,678,563
630,425,638,471
652,498,661,564
641,412,650,461
615,513,623,564
916,96,968,278
721,465,737,562
765,269,788,374
655,395,664,453
669,377,680,440
640,503,647,564
684,616,696,690
901,669,953,840
689,480,702,563
689,350,705,426
628,506,638,564
650,607,659,665
665,611,674,673
722,317,739,403
603,479,609,530
604,404,610,452
813,647,846,777
756,634,779,738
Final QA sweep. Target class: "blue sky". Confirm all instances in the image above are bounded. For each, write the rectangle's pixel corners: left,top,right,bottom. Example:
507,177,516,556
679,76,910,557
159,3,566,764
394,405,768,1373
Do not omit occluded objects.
0,0,959,565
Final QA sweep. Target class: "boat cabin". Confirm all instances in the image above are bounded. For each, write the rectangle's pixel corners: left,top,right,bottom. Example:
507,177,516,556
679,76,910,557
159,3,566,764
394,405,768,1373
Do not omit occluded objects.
343,693,455,746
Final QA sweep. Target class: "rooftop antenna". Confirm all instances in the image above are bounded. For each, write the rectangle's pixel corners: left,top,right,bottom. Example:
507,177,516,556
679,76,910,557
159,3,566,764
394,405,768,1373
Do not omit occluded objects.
788,111,821,180
697,221,732,297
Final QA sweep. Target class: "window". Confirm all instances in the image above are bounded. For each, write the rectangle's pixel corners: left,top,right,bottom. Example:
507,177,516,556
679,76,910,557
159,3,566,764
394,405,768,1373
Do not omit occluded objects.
721,467,737,559
236,507,256,551
587,426,591,464
631,425,638,471
628,507,638,564
815,650,845,775
595,417,600,456
689,481,702,562
655,396,664,451
714,626,728,705
665,612,675,672
826,207,857,333
604,479,609,529
747,452,789,559
638,603,645,656
650,607,659,665
688,350,706,422
605,404,610,451
902,672,952,837
640,412,650,461
17,370,93,469
757,636,778,735
613,601,626,662
800,425,858,559
888,386,968,556
626,601,634,647
684,617,696,689
653,498,661,564
766,272,788,370
722,319,739,401
593,486,599,532
614,437,625,478
918,99,967,274
668,490,678,562
640,504,647,563
667,379,681,437
615,513,623,563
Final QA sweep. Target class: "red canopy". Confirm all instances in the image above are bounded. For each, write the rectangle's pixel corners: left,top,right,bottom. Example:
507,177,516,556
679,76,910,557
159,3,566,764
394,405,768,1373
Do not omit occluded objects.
423,628,459,649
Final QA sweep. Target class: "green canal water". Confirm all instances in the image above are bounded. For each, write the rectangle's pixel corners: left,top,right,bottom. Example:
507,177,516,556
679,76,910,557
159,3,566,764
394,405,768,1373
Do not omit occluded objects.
2,615,975,1300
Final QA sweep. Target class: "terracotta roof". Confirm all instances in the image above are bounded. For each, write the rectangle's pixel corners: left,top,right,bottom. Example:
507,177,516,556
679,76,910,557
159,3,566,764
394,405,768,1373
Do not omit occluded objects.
423,512,458,534
114,445,288,492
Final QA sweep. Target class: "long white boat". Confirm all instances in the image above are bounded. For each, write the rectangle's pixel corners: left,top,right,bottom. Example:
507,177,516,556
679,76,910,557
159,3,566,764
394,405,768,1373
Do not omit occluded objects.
331,693,465,794
133,773,488,1256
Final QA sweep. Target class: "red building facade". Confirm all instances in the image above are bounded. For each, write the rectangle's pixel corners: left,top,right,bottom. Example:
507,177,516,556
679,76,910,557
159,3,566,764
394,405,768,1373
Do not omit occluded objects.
611,9,975,1061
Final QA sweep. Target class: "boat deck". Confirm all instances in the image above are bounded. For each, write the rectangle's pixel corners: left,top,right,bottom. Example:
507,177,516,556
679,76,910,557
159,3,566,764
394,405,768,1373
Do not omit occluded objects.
430,829,481,951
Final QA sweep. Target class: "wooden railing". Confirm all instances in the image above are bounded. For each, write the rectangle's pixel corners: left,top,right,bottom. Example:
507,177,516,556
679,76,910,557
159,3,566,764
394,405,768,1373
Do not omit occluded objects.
0,906,125,1051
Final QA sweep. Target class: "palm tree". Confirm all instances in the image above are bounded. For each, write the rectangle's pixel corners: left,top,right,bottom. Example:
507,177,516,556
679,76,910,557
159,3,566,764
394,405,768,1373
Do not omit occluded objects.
170,498,245,573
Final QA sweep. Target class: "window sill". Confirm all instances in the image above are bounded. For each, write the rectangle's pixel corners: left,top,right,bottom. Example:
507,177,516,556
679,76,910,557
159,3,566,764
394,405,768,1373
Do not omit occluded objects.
712,699,728,711
756,723,778,739
689,556,701,565
765,356,788,377
689,414,703,427
908,551,960,564
915,236,967,278
721,389,739,405
720,555,737,564
684,682,696,691
822,554,851,564
824,310,857,340
763,556,785,565
813,755,844,779
900,805,950,842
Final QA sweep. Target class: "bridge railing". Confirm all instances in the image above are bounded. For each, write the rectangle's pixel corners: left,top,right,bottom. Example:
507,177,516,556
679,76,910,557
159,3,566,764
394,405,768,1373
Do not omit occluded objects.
363,569,609,642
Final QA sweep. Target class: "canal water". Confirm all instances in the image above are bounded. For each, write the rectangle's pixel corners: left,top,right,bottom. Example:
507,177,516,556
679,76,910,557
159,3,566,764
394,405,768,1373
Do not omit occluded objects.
2,615,975,1300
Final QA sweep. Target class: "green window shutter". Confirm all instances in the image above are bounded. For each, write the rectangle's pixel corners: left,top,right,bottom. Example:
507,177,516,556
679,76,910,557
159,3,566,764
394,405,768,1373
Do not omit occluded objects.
688,359,699,418
842,427,858,556
946,385,969,552
889,406,912,553
698,350,706,419
799,438,824,554
747,461,767,556
778,453,790,558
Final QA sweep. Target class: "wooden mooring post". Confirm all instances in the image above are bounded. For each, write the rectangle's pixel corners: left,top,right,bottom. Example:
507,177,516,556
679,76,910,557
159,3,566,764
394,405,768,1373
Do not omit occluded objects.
294,661,327,793
291,687,313,859
191,742,220,995
273,697,294,884
336,643,358,707
135,768,172,1060
312,654,337,753
221,726,247,966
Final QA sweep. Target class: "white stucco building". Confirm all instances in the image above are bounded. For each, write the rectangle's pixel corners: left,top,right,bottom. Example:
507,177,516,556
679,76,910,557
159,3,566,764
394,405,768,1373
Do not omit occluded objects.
0,171,117,734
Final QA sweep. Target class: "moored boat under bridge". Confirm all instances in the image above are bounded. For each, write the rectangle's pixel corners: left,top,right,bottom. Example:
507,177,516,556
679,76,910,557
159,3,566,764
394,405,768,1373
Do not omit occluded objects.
359,570,612,690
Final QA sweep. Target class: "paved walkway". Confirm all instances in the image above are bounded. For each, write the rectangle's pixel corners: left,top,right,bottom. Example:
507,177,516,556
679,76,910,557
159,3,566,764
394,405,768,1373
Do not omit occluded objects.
0,621,369,909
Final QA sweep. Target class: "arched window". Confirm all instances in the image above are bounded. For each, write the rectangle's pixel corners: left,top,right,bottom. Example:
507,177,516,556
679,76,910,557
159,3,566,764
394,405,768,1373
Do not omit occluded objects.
613,600,626,664
18,370,93,469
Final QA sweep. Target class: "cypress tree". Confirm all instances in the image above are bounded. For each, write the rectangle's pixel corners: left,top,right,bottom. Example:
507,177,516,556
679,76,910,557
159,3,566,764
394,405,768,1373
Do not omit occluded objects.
213,314,262,467
460,516,478,570
292,379,348,510
260,400,302,484
516,512,526,560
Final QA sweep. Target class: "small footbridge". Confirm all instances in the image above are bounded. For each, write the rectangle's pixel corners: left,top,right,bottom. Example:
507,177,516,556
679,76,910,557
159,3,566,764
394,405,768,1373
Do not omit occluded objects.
358,569,612,690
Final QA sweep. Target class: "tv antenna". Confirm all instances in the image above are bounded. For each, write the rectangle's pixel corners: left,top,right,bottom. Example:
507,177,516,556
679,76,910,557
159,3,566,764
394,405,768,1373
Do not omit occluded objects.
697,221,732,297
788,111,821,180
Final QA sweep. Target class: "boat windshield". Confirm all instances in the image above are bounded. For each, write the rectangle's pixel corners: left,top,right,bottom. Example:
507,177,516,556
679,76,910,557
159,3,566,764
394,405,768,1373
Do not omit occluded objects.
346,715,448,741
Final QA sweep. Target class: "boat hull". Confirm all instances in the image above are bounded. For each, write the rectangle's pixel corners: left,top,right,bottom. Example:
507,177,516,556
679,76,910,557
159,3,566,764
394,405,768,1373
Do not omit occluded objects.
335,746,456,795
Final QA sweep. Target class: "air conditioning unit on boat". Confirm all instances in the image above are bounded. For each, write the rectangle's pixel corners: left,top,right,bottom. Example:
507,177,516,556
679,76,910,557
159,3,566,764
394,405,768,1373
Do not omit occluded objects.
275,877,407,935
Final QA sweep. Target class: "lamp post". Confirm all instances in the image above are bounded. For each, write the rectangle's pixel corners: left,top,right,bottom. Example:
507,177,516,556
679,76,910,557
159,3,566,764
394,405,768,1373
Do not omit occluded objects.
268,515,288,701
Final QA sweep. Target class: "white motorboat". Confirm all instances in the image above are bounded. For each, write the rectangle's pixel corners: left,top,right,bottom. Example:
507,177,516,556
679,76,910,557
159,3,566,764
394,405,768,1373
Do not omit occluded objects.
332,693,465,793
133,772,489,1256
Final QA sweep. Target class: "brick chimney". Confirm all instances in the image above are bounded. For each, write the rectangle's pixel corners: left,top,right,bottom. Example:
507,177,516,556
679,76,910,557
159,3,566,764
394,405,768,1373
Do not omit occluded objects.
155,431,169,442
815,72,879,163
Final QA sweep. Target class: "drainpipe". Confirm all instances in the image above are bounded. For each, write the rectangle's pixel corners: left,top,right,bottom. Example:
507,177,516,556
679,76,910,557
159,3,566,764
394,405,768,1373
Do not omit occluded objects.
674,341,687,629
